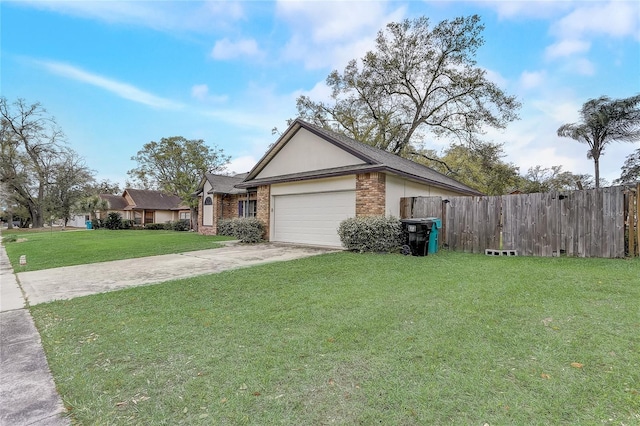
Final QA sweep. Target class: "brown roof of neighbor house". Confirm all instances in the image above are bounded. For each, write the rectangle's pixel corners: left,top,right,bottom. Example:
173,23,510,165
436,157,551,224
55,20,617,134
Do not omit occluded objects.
122,189,185,210
99,194,128,210
237,119,483,196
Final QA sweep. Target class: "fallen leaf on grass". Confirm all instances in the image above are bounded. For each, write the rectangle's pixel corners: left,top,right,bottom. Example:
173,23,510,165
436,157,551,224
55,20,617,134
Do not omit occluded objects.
328,378,335,386
570,362,584,368
253,392,261,396
220,398,227,404
541,373,551,379
239,383,248,390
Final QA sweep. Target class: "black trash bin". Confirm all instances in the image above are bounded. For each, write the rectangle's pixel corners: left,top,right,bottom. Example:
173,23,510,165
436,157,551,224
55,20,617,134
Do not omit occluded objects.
401,218,434,256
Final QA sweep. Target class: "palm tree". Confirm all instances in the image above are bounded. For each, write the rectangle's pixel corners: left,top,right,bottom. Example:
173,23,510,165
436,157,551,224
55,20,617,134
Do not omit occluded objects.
557,94,640,188
74,195,109,221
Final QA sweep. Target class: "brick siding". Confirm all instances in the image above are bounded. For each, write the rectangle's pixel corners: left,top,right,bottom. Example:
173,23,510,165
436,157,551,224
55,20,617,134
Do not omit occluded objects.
257,185,270,240
356,172,386,216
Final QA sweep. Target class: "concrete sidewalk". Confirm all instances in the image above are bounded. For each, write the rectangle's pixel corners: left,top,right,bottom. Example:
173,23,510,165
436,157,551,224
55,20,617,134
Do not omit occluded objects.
1,240,336,425
1,237,69,426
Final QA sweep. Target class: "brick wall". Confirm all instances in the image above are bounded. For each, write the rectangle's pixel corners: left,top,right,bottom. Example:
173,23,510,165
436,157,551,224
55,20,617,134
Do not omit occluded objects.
257,185,270,240
356,172,386,216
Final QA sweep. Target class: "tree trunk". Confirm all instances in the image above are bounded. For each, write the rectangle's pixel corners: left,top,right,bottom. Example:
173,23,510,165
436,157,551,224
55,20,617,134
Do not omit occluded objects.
594,156,600,189
7,211,13,229
191,207,198,232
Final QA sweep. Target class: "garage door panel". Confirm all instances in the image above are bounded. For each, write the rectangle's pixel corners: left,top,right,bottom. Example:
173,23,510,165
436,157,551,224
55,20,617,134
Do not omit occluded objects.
273,191,355,247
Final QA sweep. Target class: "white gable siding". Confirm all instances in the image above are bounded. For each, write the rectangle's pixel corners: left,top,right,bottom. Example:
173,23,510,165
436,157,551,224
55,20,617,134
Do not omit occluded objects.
385,174,467,218
256,128,365,179
202,180,214,226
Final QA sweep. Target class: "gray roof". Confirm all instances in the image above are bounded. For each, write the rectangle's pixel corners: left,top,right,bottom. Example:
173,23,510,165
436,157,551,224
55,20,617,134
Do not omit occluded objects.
99,194,128,210
123,189,186,210
201,173,247,195
238,119,482,196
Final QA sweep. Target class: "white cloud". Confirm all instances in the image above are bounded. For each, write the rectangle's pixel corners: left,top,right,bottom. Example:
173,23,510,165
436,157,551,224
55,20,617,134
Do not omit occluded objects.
191,84,210,101
276,0,406,70
191,84,228,103
14,0,245,33
519,70,546,90
225,155,257,175
476,0,573,20
545,39,590,60
211,38,263,60
38,60,184,109
551,1,640,40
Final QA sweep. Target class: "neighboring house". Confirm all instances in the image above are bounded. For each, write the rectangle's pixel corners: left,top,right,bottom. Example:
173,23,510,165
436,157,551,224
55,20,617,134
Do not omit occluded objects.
199,119,481,247
196,173,256,234
100,189,191,226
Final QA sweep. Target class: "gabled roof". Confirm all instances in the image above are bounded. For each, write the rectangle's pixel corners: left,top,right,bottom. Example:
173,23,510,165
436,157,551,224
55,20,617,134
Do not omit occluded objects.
99,194,128,210
122,189,185,210
197,173,247,196
237,119,482,196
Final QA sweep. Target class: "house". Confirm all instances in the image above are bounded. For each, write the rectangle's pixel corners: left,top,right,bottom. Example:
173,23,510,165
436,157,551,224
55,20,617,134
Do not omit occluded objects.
198,119,481,246
111,189,191,226
195,173,256,234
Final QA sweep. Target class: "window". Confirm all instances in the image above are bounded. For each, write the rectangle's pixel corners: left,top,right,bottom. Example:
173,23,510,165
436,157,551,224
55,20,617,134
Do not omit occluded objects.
238,200,257,218
179,211,190,220
204,196,213,205
134,211,142,225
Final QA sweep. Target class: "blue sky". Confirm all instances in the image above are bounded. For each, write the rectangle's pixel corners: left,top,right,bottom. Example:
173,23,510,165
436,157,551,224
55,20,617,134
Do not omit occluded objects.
1,1,639,187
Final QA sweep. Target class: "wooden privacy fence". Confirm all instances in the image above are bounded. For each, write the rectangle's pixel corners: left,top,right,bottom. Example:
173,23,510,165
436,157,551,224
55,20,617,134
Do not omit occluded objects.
400,185,639,258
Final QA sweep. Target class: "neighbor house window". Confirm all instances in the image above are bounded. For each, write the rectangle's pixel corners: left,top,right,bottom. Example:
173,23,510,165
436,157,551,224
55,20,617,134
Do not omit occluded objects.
204,196,213,205
238,200,257,218
179,212,190,220
134,211,142,225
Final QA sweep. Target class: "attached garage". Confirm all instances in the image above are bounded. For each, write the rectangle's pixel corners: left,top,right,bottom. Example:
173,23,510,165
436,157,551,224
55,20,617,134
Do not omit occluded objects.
272,190,355,247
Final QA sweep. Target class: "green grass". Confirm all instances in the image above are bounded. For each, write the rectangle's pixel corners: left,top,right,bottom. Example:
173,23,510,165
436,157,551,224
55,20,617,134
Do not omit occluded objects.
31,251,640,425
2,229,233,271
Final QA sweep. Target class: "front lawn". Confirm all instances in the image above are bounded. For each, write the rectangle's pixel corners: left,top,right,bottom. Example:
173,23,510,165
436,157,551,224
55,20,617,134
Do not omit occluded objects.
2,229,233,271
31,251,640,425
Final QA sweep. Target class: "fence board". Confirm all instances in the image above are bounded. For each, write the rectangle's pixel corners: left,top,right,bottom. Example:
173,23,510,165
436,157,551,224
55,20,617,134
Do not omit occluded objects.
405,186,626,258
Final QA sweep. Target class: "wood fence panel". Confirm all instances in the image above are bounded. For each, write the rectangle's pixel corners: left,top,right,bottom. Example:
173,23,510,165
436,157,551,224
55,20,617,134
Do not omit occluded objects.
410,197,443,219
406,186,626,258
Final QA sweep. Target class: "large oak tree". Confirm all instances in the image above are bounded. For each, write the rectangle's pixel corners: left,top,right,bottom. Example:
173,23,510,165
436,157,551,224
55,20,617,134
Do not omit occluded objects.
0,97,93,228
127,136,229,230
296,15,520,156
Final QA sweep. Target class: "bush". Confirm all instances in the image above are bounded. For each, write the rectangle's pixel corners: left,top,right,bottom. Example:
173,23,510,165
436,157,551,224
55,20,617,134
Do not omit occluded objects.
170,220,190,232
91,218,103,230
217,217,264,243
104,212,123,230
217,219,235,236
144,223,166,230
338,216,403,253
121,220,133,230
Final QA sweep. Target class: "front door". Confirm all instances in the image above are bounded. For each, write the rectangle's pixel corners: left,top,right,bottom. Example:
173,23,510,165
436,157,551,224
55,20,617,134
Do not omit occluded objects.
144,210,154,224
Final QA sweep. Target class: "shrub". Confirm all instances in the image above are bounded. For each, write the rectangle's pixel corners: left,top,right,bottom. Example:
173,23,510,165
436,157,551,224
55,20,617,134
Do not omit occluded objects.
170,220,190,232
91,218,103,230
217,217,264,243
104,212,123,230
144,223,166,230
216,219,235,236
121,220,133,230
338,216,403,253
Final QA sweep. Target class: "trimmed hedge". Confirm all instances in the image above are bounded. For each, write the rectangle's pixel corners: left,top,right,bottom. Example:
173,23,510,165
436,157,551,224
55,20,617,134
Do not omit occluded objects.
217,217,264,243
338,216,403,253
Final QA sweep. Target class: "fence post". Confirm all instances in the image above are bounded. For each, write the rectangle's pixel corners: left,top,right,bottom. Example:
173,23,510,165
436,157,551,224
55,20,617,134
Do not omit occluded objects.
629,190,636,257
636,184,640,257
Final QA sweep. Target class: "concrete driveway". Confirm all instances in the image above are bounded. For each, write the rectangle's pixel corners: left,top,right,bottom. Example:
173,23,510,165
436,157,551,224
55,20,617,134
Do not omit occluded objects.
18,242,337,306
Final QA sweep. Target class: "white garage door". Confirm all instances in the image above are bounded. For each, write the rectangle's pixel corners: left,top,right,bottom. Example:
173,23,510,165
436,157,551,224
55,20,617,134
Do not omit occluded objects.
273,191,355,247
